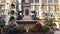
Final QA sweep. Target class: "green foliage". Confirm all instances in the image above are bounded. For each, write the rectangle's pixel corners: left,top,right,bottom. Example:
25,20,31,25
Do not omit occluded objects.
29,25,49,32
41,26,49,32
3,25,11,31
16,26,26,32
0,24,4,28
29,26,37,32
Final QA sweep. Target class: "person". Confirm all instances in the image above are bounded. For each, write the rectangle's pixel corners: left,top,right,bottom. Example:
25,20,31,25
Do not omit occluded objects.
9,24,18,34
9,27,18,34
35,22,42,31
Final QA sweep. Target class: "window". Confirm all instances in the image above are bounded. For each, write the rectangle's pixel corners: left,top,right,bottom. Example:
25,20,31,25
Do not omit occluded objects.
9,16,15,21
11,4,15,9
25,0,29,3
22,0,29,3
31,6,35,11
44,13,47,16
48,0,53,4
55,6,59,11
42,6,47,12
10,10,15,15
49,13,53,16
49,6,53,12
42,0,47,5
29,0,33,3
36,6,39,12
35,0,39,3
54,0,58,5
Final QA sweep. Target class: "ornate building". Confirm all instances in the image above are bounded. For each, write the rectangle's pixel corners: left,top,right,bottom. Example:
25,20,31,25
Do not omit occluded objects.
0,0,60,29
4,0,41,25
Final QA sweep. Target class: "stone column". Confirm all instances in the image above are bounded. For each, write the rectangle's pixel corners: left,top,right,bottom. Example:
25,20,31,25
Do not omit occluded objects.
55,0,60,29
32,0,35,11
5,0,10,25
39,0,42,19
18,0,22,11
58,0,60,13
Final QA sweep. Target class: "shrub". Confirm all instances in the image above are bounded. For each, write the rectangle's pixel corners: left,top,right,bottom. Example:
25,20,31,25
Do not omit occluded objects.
41,26,49,32
29,26,37,32
16,26,26,32
3,25,11,32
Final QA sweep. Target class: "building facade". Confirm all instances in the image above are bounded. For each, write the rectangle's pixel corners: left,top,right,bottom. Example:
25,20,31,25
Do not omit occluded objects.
0,0,60,28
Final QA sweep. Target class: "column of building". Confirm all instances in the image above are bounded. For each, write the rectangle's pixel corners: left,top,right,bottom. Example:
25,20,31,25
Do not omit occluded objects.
18,0,22,11
30,0,36,20
59,0,60,29
32,0,35,11
39,0,42,19
55,0,60,29
5,0,10,25
16,0,23,20
58,0,60,13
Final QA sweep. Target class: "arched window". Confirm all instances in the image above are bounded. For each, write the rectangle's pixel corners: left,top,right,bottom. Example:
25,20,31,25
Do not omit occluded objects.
29,0,33,3
25,0,29,3
48,0,53,5
11,4,15,8
9,16,15,21
42,0,47,5
25,9,29,15
35,0,39,3
10,10,15,15
54,0,58,5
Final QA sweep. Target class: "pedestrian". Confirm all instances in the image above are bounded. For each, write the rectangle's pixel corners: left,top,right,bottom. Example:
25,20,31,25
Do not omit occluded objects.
9,23,18,34
9,27,18,34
